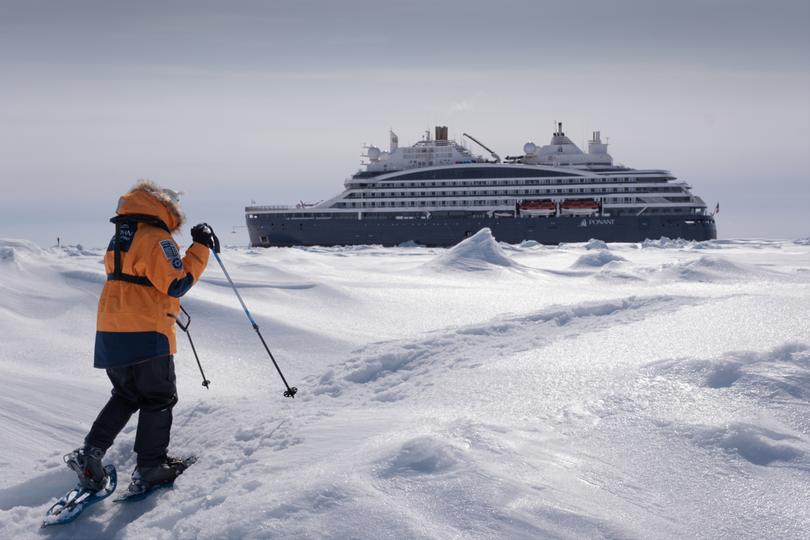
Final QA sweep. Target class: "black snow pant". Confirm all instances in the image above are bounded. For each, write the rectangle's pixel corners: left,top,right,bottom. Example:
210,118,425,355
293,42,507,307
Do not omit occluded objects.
85,356,177,468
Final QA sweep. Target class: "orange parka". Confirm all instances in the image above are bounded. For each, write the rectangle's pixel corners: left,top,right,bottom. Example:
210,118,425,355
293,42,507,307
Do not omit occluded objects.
94,183,209,368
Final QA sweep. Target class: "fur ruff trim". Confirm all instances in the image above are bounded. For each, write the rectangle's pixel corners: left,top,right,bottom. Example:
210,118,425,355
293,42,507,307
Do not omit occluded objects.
128,179,186,230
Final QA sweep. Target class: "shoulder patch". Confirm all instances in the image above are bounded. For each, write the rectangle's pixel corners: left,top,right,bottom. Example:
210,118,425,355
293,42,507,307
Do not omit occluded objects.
159,239,180,260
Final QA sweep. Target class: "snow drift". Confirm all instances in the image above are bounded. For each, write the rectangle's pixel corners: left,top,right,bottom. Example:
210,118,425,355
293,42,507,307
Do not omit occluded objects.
424,228,518,272
648,254,781,283
571,249,627,268
0,238,46,265
0,237,809,539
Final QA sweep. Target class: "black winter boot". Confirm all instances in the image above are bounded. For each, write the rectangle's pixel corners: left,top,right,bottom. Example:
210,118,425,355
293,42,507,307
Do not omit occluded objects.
131,456,189,491
65,446,108,492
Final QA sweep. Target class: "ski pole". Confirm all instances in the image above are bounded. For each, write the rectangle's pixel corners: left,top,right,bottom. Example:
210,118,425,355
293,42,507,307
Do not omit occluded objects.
205,225,298,398
175,305,211,389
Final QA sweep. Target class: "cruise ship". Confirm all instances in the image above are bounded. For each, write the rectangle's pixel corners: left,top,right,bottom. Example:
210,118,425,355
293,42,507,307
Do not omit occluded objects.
245,124,716,246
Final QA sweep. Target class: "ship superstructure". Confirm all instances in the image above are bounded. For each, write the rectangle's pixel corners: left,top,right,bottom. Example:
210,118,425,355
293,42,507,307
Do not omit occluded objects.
245,123,716,246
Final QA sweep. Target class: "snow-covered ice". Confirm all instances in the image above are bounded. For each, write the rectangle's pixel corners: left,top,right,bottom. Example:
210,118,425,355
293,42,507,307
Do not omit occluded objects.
425,228,520,272
1,235,809,539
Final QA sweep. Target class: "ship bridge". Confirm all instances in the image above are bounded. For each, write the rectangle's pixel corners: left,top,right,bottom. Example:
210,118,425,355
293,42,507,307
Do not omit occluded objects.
516,122,613,168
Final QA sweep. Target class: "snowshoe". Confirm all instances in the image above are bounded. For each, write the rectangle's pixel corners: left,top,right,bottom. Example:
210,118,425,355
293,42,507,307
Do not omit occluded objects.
115,456,197,503
41,464,117,528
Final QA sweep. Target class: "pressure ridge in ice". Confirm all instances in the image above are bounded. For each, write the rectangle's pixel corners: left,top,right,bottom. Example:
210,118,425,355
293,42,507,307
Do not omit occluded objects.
583,238,609,250
1,236,809,539
0,238,46,263
425,228,517,271
572,249,627,268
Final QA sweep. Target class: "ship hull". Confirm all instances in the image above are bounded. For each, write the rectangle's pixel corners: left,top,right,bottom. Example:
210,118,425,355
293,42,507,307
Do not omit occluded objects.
246,214,717,247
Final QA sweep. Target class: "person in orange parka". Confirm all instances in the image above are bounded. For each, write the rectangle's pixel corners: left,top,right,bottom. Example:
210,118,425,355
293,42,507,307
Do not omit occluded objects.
65,179,215,493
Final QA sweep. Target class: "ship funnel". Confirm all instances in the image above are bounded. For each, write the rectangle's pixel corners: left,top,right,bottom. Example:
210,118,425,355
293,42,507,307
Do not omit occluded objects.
435,125,448,141
588,131,607,155
588,130,608,155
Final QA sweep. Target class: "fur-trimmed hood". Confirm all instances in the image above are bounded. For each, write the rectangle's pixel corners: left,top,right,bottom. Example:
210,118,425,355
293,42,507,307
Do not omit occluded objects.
115,179,185,231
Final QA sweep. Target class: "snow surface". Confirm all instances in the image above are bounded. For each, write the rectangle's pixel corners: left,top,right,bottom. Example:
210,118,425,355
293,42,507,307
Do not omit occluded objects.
1,235,809,539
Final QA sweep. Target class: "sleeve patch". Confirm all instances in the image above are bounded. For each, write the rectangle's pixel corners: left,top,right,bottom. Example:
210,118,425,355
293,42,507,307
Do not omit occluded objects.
171,257,183,269
160,239,180,260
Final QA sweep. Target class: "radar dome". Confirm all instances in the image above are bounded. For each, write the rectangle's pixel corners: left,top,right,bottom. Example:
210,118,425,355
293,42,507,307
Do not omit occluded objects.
367,146,381,161
523,142,537,155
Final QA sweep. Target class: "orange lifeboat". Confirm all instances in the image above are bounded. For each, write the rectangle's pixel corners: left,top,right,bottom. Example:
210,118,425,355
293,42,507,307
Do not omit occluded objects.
519,199,557,216
559,198,600,216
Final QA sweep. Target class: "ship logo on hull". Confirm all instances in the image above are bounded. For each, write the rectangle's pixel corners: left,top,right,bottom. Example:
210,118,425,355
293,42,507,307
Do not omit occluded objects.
579,218,615,227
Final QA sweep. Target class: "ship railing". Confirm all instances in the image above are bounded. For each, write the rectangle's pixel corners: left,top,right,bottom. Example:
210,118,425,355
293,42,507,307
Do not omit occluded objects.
638,196,670,204
245,205,293,212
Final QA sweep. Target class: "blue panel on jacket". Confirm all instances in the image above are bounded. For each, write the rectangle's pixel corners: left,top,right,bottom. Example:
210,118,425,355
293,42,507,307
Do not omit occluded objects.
106,222,138,253
167,273,194,298
94,331,170,368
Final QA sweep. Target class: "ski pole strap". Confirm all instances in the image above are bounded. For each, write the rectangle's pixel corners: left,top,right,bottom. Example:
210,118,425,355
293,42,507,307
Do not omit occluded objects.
211,227,221,254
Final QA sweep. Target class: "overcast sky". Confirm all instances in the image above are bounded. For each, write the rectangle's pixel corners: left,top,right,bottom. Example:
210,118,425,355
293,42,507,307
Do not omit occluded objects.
1,0,808,247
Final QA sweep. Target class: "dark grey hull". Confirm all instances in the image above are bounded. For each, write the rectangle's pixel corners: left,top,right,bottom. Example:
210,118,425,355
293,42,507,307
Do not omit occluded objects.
246,213,717,247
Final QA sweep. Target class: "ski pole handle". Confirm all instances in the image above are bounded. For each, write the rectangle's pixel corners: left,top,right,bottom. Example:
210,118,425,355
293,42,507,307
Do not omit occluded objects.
197,222,221,254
